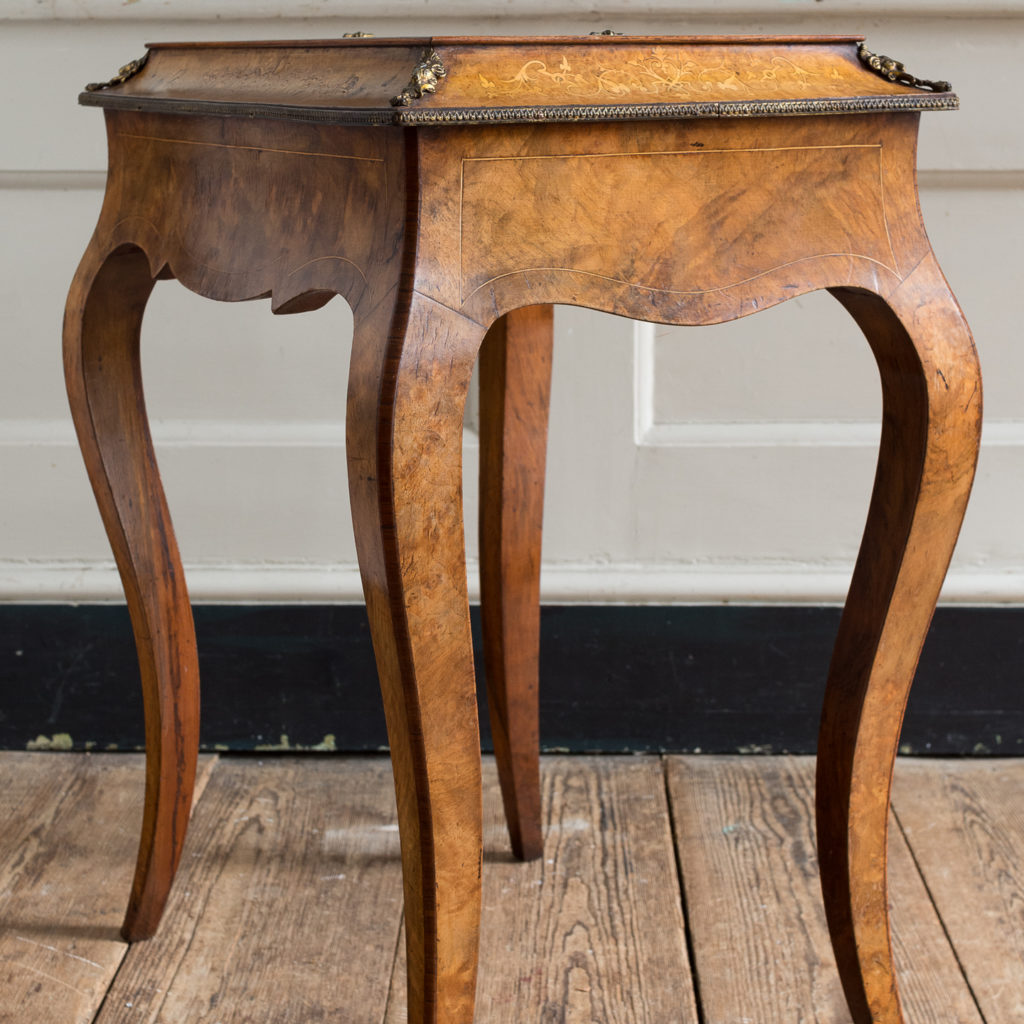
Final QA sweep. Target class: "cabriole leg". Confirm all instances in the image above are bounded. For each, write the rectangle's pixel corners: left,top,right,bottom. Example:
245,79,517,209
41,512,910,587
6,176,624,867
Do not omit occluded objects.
479,304,553,861
63,243,200,941
817,257,982,1023
347,289,487,1024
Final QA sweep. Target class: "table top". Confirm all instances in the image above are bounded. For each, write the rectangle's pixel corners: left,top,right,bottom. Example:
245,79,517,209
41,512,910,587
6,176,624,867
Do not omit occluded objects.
80,35,957,127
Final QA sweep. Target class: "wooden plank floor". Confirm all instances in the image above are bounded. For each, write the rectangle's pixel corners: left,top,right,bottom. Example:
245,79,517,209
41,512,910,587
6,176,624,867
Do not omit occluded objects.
1,754,1020,1023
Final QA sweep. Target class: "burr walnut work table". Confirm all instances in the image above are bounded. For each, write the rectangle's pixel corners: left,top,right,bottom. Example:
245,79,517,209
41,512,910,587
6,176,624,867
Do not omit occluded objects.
66,35,978,1024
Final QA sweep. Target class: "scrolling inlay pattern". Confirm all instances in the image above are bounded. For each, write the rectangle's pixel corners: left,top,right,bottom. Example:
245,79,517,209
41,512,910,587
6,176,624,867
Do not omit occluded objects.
479,49,838,101
459,144,898,306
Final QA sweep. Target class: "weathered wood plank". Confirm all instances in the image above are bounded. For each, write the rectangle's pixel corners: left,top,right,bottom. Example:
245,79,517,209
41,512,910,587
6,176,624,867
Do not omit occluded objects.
0,752,215,1024
6,752,1011,1023
97,756,404,1023
385,756,698,1023
892,758,1024,1021
667,755,982,1024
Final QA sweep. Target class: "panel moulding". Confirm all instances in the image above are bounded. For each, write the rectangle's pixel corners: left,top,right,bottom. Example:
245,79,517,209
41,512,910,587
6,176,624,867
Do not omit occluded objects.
632,320,883,449
630,315,1024,450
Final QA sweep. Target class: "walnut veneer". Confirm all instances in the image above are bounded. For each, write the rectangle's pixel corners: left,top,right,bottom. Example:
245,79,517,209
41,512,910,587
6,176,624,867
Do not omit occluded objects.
65,35,980,1024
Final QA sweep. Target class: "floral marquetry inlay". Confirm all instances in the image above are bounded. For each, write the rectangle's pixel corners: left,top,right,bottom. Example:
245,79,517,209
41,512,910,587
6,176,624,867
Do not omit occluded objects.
477,48,840,101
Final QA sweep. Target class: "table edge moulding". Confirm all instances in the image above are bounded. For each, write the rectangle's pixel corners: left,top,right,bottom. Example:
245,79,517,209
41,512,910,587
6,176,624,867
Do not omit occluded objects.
64,33,980,1024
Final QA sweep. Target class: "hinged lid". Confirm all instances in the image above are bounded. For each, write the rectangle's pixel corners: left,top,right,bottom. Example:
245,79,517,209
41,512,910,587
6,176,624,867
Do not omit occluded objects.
80,35,957,125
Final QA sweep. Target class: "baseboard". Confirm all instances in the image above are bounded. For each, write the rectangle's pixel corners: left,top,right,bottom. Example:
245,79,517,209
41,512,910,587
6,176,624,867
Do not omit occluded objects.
1,604,1020,755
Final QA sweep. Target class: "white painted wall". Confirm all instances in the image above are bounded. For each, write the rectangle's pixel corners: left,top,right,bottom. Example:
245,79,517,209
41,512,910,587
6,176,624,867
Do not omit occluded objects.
1,2,1021,603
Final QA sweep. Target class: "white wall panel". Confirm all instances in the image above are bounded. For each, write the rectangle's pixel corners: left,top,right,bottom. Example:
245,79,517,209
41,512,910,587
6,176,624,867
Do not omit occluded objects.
649,292,879,426
0,5,1020,603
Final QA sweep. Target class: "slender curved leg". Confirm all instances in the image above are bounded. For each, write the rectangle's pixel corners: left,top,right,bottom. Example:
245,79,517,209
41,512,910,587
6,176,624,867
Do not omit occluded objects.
347,288,486,1024
478,305,553,861
817,256,982,1024
63,243,200,941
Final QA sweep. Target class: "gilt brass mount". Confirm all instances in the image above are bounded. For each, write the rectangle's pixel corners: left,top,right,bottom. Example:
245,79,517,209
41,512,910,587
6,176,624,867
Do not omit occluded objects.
857,42,951,93
84,52,149,92
391,48,448,107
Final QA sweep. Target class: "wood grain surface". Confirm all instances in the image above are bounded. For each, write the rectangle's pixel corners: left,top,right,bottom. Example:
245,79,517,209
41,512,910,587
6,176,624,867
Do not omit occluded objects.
817,265,981,1024
892,759,1024,1022
96,757,404,1024
413,113,931,328
0,754,215,1024
2,754,1018,1022
64,244,202,943
385,757,699,1024
479,306,553,863
667,756,982,1024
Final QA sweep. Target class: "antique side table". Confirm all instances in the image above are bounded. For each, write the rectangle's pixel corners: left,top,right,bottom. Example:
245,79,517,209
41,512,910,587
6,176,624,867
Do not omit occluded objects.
66,35,979,1024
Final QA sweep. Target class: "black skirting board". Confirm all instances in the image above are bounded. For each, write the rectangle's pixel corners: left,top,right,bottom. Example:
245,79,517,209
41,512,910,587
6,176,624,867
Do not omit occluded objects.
1,604,1021,755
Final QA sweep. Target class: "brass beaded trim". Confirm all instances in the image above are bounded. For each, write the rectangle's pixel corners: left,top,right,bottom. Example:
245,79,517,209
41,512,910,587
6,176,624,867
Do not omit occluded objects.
393,93,959,125
80,90,959,124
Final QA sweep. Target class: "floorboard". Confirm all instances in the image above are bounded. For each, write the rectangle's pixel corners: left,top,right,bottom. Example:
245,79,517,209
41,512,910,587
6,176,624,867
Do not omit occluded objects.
0,752,1020,1022
667,756,983,1024
96,756,404,1024
0,753,215,1024
385,757,698,1023
892,758,1024,1022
